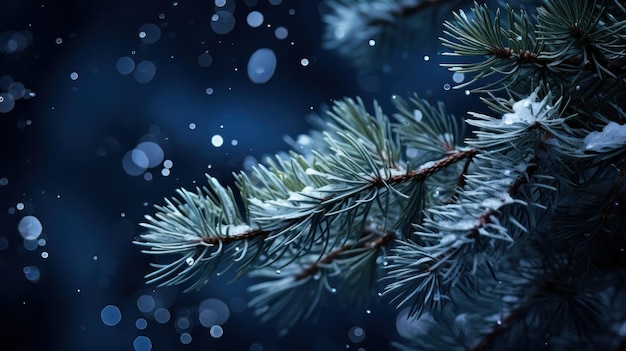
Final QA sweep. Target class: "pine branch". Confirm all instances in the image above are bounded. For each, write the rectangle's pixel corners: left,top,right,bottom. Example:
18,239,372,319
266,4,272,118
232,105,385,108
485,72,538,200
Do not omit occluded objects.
441,0,626,99
134,1,626,349
135,97,475,297
246,224,396,329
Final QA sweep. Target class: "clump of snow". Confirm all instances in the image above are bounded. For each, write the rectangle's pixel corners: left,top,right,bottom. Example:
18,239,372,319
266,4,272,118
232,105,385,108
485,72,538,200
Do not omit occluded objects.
501,91,552,126
481,193,514,210
437,219,476,231
583,121,626,152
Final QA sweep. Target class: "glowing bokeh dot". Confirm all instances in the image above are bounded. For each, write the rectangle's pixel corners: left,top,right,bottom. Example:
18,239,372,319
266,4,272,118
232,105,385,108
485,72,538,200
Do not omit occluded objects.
138,23,161,44
180,333,192,344
246,11,264,28
18,215,42,240
133,336,152,351
122,141,164,176
211,11,236,35
116,56,135,75
274,26,288,40
198,53,213,67
154,307,171,324
101,305,122,326
137,294,156,313
23,266,40,282
452,72,465,83
247,48,277,84
348,326,366,343
134,60,156,83
136,141,164,167
199,298,230,327
136,318,148,330
0,92,15,113
211,134,224,147
210,325,223,338
70,72,79,80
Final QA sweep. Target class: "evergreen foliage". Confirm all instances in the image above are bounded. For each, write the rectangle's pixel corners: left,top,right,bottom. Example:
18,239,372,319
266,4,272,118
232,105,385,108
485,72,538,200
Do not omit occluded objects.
321,0,540,67
134,0,626,349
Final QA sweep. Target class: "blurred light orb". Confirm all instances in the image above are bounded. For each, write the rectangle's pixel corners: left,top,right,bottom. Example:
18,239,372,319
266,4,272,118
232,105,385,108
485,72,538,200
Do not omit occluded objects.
136,295,156,313
154,307,171,324
452,72,465,83
116,56,136,75
180,333,192,344
274,26,288,40
246,11,264,28
23,265,40,282
18,215,43,240
8,82,25,99
0,30,31,54
138,23,161,44
348,326,366,343
122,150,147,176
396,307,433,338
211,11,236,35
198,53,213,67
199,298,230,327
136,318,148,330
210,325,223,338
136,141,164,168
247,48,276,84
133,336,152,351
0,92,15,113
211,134,224,147
131,148,149,169
101,305,122,326
133,60,156,83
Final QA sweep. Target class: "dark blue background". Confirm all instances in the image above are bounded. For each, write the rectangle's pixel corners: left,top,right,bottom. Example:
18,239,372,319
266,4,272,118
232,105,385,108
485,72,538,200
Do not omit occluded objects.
0,0,475,350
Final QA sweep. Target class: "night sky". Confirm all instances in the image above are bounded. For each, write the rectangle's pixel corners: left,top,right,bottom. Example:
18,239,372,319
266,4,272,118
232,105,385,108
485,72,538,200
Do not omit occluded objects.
0,0,476,350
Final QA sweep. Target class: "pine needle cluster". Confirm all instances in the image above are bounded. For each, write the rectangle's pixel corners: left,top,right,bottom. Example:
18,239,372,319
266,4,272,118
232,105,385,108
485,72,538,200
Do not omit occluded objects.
134,1,626,349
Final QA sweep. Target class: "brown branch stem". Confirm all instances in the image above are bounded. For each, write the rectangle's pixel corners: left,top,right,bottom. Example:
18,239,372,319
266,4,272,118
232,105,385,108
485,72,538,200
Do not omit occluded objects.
294,230,395,282
199,228,269,245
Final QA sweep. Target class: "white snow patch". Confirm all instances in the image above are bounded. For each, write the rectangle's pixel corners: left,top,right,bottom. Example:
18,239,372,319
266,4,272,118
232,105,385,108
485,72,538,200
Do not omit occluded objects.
583,121,626,152
437,219,476,231
501,92,551,126
481,193,514,210
220,224,257,236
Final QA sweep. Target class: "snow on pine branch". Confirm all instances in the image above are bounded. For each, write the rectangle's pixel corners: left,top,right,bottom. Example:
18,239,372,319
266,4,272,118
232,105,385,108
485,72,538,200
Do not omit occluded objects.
583,121,626,153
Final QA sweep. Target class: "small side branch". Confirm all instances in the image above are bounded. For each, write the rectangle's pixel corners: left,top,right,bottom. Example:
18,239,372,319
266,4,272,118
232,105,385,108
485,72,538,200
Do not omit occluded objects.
294,231,395,282
199,228,268,245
